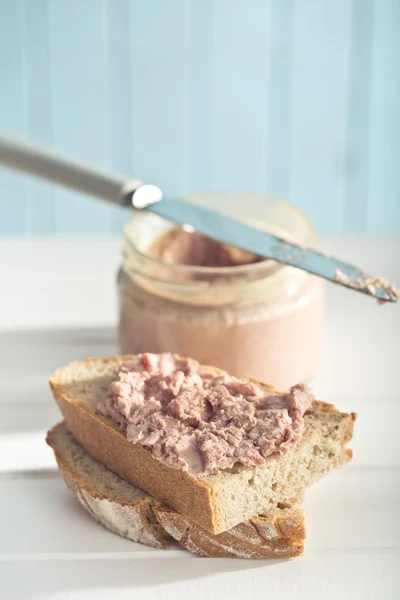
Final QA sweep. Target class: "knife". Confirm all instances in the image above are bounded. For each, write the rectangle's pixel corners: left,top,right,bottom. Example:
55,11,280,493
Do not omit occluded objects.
0,135,397,303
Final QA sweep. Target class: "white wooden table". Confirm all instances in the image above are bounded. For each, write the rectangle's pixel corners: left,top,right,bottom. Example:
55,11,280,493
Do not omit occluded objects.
0,236,399,600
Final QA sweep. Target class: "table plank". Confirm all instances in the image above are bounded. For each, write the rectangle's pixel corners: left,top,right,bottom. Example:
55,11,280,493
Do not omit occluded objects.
1,552,399,600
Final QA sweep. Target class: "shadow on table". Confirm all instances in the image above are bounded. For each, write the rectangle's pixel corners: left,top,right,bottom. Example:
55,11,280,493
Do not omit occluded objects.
2,554,288,600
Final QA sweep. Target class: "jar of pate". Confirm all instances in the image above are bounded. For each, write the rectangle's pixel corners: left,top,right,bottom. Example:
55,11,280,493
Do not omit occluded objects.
117,192,325,389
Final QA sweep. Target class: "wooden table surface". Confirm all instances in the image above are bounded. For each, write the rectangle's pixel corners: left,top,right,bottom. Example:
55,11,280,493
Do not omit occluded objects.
0,236,399,600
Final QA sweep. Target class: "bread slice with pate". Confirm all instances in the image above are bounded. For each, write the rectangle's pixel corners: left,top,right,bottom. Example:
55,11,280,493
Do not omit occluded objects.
49,355,356,534
47,422,305,558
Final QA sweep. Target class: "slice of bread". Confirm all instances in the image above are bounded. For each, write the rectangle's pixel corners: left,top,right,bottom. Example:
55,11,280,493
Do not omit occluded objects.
153,505,305,559
49,356,356,534
47,422,305,558
47,422,170,549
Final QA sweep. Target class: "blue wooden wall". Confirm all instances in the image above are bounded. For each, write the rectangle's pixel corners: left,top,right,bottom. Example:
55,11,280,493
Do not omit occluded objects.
0,0,399,235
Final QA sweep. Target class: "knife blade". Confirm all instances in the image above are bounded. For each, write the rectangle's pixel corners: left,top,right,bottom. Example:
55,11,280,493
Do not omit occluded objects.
0,135,397,303
146,197,398,303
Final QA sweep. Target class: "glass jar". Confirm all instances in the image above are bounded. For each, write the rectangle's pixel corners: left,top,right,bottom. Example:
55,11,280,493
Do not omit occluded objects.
117,193,325,389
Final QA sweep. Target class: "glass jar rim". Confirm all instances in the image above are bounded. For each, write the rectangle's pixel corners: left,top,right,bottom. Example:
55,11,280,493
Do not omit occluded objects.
122,222,282,278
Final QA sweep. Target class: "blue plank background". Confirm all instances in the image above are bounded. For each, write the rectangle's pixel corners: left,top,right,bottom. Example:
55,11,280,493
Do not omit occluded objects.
0,0,399,235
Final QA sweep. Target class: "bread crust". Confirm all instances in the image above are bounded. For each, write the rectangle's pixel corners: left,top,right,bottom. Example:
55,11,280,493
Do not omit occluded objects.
49,355,356,534
153,506,305,559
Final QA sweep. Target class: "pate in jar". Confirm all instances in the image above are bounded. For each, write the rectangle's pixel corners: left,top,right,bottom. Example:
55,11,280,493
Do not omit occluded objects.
117,193,325,389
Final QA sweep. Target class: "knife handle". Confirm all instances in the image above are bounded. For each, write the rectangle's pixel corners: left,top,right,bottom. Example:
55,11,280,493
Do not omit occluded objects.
0,134,144,208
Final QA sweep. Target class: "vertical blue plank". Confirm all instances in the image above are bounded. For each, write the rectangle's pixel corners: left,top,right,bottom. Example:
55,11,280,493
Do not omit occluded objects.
22,0,54,234
186,0,213,192
130,0,189,195
211,0,270,192
104,0,133,232
265,0,294,200
289,0,352,234
48,0,110,234
0,0,398,237
343,0,374,234
367,0,400,233
0,0,27,234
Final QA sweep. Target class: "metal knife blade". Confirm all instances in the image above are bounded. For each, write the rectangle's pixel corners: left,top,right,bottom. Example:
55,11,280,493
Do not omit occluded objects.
0,135,396,303
147,197,398,303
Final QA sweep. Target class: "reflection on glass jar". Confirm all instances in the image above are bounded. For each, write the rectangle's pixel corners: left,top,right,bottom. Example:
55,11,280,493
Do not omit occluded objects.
117,193,325,389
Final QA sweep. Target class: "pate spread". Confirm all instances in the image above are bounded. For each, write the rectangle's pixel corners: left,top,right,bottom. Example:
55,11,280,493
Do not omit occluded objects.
334,268,399,303
148,228,262,268
103,352,314,475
